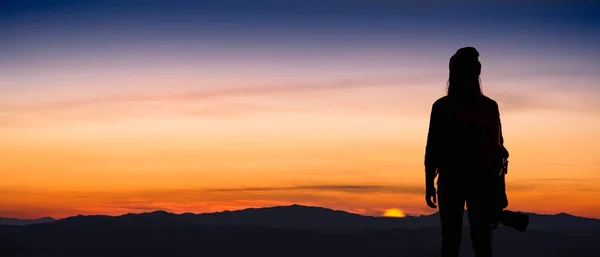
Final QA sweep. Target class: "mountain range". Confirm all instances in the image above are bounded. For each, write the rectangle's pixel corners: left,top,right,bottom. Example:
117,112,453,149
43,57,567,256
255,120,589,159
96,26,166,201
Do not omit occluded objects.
0,217,55,226
3,204,599,231
1,204,599,257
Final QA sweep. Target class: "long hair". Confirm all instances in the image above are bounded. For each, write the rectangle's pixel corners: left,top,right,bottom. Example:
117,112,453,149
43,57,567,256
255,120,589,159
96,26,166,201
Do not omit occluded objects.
447,47,483,98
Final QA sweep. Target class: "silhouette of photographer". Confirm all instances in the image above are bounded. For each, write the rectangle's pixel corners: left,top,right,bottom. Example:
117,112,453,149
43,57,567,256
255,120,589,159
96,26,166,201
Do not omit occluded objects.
424,47,527,257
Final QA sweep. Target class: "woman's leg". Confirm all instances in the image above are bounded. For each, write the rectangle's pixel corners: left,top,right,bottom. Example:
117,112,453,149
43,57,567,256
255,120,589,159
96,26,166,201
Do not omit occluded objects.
466,181,494,257
437,173,466,257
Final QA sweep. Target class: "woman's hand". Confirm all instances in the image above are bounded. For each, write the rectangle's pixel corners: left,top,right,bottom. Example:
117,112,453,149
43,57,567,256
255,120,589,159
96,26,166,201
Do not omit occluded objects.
425,167,438,208
425,186,437,209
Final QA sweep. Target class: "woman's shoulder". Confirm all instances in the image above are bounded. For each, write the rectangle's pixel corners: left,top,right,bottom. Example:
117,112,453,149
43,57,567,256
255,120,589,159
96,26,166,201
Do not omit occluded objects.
432,95,498,108
432,96,451,107
481,95,499,108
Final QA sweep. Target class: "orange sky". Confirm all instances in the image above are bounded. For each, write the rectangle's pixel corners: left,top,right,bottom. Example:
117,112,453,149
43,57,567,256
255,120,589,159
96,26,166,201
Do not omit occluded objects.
1,72,599,219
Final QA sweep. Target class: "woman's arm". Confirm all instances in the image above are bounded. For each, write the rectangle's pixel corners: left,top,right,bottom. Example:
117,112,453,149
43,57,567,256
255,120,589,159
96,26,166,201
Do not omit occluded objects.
493,101,509,159
424,100,443,209
424,100,443,187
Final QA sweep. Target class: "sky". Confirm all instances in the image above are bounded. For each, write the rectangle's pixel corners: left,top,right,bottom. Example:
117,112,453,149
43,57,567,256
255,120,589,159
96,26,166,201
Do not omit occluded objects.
1,0,600,219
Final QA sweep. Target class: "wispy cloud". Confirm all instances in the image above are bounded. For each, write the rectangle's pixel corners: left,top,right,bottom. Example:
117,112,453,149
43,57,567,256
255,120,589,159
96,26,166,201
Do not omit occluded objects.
173,102,299,118
493,90,600,114
3,71,595,121
504,182,539,192
206,184,423,194
506,177,600,192
1,75,432,113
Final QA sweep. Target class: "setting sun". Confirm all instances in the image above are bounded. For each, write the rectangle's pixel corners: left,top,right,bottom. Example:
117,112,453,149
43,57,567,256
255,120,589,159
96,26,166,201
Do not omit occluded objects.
383,209,406,218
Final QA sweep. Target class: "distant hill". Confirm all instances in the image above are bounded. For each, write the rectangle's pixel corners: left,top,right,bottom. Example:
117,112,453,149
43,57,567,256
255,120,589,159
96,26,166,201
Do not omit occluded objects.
46,204,600,231
3,205,599,231
0,217,55,226
189,204,439,230
0,205,599,257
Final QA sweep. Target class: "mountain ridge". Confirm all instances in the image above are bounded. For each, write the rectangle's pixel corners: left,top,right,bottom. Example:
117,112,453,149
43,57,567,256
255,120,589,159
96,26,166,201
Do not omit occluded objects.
0,217,55,226
3,204,599,232
4,204,597,221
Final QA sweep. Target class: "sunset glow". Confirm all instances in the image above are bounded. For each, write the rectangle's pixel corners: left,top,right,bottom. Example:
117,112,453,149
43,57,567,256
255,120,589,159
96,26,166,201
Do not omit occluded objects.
1,1,599,220
383,209,406,218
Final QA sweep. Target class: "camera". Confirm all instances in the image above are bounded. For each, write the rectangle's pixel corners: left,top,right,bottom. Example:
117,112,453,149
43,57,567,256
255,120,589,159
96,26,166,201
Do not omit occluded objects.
492,160,529,232
499,210,529,232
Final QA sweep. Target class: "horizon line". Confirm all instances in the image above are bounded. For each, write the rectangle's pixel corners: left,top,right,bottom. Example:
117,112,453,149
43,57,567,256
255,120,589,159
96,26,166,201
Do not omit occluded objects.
2,204,596,221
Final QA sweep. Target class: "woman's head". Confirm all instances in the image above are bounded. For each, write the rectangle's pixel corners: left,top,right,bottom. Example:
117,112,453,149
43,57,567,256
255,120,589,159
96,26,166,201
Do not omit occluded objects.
447,46,483,97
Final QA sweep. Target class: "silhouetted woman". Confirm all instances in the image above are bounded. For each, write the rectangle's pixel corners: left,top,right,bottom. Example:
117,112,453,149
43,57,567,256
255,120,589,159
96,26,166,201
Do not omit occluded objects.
424,47,508,257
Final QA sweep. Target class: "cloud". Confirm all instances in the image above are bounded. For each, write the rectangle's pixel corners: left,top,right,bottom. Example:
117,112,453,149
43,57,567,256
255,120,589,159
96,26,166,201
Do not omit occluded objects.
525,178,600,181
173,102,299,118
506,177,600,192
504,182,539,192
493,92,541,112
1,75,432,113
0,74,441,127
492,89,600,114
206,184,423,195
